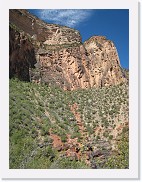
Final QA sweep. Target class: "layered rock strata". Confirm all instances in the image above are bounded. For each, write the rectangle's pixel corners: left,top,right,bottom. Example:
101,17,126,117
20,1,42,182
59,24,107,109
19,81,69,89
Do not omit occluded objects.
9,9,126,90
84,36,126,87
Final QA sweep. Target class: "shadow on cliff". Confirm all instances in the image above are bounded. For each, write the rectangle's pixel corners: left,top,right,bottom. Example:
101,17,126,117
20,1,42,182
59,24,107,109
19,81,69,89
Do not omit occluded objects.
9,26,37,82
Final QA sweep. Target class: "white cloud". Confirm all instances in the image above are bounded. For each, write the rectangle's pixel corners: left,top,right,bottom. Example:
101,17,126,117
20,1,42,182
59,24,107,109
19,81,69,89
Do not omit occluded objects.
37,9,93,28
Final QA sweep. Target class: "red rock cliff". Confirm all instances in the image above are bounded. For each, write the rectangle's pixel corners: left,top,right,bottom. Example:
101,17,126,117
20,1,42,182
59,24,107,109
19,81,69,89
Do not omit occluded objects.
9,9,126,90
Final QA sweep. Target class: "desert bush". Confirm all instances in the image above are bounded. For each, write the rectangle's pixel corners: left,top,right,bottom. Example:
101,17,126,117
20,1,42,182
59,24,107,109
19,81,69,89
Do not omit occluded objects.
49,157,90,169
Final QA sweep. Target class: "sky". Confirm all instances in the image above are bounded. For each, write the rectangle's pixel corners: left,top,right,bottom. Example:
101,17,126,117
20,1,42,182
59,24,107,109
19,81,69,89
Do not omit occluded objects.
28,9,129,69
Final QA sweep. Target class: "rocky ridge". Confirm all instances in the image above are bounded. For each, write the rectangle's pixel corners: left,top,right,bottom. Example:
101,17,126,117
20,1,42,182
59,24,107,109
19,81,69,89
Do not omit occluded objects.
9,9,127,90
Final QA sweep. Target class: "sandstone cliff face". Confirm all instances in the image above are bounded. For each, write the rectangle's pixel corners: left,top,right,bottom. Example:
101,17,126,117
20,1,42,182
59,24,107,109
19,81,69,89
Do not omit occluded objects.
9,9,126,90
84,36,126,87
33,45,91,90
9,26,36,81
9,9,81,45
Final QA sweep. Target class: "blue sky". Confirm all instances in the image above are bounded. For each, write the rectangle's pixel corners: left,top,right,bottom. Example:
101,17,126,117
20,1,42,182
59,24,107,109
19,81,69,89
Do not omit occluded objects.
28,9,129,69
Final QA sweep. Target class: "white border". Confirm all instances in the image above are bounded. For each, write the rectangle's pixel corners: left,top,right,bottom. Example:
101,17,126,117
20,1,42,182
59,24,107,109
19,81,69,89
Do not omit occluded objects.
0,0,139,179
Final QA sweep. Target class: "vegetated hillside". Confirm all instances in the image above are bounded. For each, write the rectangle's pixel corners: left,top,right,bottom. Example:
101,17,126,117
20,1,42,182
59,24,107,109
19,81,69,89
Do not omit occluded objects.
9,78,129,169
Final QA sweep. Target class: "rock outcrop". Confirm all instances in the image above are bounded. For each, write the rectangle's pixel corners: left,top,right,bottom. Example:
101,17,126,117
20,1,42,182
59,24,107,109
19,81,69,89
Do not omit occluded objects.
9,9,126,90
84,36,126,87
33,45,91,90
9,26,36,81
9,9,81,45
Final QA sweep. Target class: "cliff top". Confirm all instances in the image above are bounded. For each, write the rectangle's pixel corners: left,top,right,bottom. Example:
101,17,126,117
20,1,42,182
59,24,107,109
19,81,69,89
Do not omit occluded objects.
9,9,82,44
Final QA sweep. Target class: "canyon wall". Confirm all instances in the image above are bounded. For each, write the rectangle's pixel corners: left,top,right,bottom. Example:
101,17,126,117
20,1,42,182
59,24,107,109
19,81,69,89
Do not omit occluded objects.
9,26,36,81
9,9,126,90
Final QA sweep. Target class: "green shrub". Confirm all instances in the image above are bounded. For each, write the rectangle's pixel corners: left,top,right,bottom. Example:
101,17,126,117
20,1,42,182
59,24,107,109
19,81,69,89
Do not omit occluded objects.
50,157,90,169
103,130,128,169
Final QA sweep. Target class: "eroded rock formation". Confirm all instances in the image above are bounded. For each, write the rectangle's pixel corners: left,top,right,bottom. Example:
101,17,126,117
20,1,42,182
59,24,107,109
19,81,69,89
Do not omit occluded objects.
84,36,126,87
34,45,91,90
9,26,36,81
9,9,126,90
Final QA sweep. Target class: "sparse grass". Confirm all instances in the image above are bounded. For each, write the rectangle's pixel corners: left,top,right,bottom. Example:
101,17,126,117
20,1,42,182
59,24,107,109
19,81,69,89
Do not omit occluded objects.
9,78,128,169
